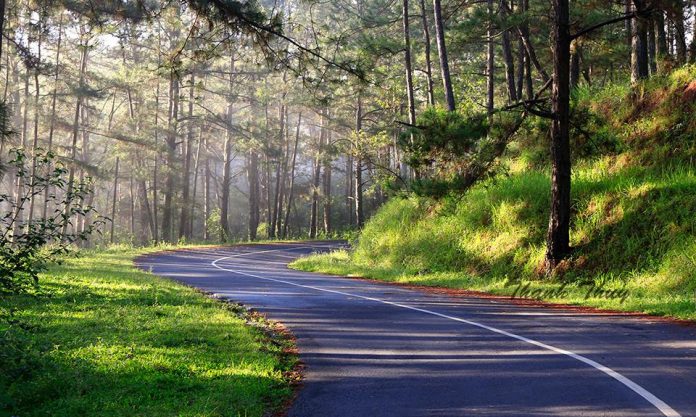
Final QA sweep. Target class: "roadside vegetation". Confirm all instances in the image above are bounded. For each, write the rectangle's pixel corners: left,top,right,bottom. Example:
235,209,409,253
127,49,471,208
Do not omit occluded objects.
292,66,696,321
0,246,297,417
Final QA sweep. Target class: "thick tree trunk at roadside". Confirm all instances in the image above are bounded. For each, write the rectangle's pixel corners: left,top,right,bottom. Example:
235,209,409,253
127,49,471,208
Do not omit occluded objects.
432,0,455,111
418,0,435,106
545,0,571,271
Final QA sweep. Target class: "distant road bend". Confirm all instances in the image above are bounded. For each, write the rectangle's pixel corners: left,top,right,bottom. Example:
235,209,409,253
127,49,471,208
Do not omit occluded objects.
137,242,696,417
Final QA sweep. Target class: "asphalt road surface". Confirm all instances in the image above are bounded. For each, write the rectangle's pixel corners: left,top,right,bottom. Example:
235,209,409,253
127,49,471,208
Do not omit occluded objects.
137,242,696,417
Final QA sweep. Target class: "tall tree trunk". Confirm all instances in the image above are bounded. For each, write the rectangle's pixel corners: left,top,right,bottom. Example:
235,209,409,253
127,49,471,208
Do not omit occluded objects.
630,0,650,82
545,0,571,271
178,74,195,240
248,149,260,240
62,37,88,238
625,0,633,53
78,100,92,236
138,172,154,243
161,71,179,242
655,10,668,62
283,112,301,238
418,0,435,106
432,0,456,111
42,12,62,220
515,17,550,82
309,110,324,239
647,17,657,75
690,0,696,63
152,33,161,244
220,126,233,242
323,126,332,235
204,136,211,241
263,103,273,236
354,97,364,228
486,0,495,116
275,105,290,237
12,69,29,237
402,0,416,121
521,0,533,100
190,124,204,238
631,7,650,83
271,101,286,238
402,0,416,179
220,55,235,242
129,175,136,236
500,0,517,102
28,30,42,224
110,157,120,244
346,153,354,227
0,0,5,64
516,33,524,100
670,3,687,64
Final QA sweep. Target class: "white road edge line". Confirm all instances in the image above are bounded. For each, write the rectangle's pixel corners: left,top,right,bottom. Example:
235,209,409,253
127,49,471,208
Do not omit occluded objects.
210,245,680,417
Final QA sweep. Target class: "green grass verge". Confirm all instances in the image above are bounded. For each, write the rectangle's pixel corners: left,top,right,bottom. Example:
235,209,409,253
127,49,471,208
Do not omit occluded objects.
291,67,696,322
0,245,296,417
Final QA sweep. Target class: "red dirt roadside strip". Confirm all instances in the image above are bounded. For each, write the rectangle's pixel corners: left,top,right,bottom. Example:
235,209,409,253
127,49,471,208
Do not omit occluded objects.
313,272,696,328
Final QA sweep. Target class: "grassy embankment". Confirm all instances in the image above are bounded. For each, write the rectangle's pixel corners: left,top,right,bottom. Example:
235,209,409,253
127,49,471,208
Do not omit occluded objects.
1,245,296,417
292,66,696,321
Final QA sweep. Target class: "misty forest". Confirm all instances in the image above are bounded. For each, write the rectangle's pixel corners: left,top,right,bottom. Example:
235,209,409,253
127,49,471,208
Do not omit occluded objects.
2,0,696,415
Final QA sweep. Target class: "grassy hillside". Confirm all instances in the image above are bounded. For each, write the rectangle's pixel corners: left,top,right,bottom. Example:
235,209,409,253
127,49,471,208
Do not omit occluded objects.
292,66,696,321
0,246,296,417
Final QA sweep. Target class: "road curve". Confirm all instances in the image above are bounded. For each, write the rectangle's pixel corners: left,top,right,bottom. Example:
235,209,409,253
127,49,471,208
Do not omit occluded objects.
137,242,696,417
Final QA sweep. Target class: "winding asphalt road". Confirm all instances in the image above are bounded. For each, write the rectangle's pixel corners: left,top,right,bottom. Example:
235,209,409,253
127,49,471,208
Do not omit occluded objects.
137,242,696,417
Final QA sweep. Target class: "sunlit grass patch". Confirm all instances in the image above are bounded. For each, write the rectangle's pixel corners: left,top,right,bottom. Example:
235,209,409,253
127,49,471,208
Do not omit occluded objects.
0,247,295,417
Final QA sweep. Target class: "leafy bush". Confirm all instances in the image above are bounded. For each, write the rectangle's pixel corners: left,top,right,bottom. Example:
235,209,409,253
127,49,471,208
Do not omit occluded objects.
0,149,104,294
